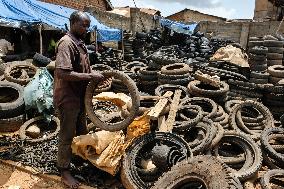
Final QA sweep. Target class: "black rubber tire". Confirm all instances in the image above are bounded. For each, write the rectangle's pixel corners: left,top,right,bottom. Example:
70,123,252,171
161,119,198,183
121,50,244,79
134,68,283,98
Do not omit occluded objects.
250,71,269,79
187,80,229,97
267,53,283,60
250,64,267,72
85,70,140,131
268,47,284,53
249,46,268,55
261,127,284,165
214,131,263,181
224,100,243,114
249,78,268,84
121,132,192,189
0,81,25,119
19,116,60,143
267,59,283,66
4,62,37,86
158,77,192,86
249,54,267,61
248,41,263,47
155,84,190,101
260,169,284,189
269,76,283,85
0,114,25,132
160,63,190,75
32,53,51,67
229,100,274,140
151,156,243,189
263,40,284,47
268,65,284,78
180,97,217,119
91,64,113,71
157,72,190,80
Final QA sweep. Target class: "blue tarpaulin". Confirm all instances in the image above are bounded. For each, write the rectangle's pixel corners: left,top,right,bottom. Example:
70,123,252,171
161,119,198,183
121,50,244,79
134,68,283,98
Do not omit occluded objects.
160,18,198,35
0,0,121,42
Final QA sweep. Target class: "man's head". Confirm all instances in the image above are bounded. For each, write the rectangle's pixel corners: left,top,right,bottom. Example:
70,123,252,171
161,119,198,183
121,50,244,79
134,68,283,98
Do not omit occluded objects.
69,11,91,39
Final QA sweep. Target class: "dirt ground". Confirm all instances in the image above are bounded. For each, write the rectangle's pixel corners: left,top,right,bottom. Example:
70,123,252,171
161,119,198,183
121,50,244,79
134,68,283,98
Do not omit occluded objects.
0,162,96,189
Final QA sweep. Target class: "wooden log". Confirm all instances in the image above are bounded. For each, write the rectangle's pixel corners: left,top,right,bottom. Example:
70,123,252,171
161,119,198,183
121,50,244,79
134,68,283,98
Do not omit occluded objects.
165,89,181,132
147,91,173,120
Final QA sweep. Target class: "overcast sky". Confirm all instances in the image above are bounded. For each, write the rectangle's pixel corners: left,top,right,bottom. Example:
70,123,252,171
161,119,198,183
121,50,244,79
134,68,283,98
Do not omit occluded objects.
111,0,255,19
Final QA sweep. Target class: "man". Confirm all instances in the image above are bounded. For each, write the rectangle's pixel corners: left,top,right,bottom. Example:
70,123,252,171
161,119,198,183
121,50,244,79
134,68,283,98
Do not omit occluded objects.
54,11,104,188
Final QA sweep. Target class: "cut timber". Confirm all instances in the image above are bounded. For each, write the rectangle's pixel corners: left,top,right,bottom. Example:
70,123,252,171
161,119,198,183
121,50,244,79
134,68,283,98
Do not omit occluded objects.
158,115,167,132
195,70,221,87
147,91,173,120
165,90,182,132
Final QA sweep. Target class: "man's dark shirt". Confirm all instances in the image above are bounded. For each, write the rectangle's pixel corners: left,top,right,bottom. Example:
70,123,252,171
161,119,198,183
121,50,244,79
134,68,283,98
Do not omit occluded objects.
54,32,91,109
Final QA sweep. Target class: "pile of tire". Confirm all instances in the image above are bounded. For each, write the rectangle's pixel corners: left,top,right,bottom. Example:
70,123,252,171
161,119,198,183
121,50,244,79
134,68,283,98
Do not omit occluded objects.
267,65,284,85
132,32,147,59
158,63,193,86
0,81,25,132
138,66,158,95
263,36,284,67
227,79,263,100
123,31,134,62
248,45,269,84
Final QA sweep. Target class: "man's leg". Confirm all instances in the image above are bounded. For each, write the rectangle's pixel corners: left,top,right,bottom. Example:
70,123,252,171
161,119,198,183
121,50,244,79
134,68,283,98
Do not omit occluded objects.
76,108,88,136
57,105,80,188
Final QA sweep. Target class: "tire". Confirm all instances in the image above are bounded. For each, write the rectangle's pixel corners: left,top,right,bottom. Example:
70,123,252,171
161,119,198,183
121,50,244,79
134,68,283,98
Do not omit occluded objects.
187,80,229,97
268,65,284,78
161,63,190,75
158,77,192,86
249,78,268,84
32,53,51,67
267,59,283,66
157,72,190,80
91,64,113,71
249,53,266,61
269,76,283,84
250,64,267,72
261,127,284,165
180,97,217,119
0,81,25,119
4,62,37,86
0,114,25,132
268,47,284,53
249,46,268,55
213,131,263,181
85,70,140,131
248,41,263,47
19,116,60,143
250,71,269,79
263,40,284,47
260,169,284,189
155,84,190,101
0,63,7,75
121,132,192,189
267,53,283,60
152,156,242,189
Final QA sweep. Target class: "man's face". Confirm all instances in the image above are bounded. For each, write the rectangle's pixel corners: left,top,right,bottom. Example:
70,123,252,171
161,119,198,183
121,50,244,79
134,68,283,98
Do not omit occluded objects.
73,17,90,39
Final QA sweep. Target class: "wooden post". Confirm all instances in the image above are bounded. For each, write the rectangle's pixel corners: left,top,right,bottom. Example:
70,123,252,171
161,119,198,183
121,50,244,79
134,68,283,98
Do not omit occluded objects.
39,24,43,54
165,90,181,132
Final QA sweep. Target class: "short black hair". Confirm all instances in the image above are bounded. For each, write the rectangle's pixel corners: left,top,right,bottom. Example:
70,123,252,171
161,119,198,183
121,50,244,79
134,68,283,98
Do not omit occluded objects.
69,11,90,25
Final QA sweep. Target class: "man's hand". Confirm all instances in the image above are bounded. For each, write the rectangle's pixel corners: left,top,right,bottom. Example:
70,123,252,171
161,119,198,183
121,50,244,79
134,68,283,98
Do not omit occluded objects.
90,70,104,81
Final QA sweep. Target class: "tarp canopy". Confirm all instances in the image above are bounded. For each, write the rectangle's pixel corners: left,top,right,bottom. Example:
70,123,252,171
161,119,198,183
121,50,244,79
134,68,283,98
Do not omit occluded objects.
0,0,122,42
160,18,198,35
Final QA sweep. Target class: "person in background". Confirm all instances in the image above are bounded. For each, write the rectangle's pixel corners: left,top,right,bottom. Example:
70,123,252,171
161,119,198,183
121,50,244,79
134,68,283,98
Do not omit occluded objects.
54,11,104,188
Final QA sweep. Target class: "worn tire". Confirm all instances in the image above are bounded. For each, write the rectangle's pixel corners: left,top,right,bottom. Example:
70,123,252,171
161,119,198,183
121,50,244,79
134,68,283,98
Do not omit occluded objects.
19,116,60,143
151,155,243,189
260,169,284,189
0,114,25,132
85,70,140,131
268,65,284,78
0,81,25,119
161,63,190,75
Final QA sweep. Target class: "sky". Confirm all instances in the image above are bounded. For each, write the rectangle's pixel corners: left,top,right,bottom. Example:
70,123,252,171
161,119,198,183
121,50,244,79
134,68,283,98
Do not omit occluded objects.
111,0,255,19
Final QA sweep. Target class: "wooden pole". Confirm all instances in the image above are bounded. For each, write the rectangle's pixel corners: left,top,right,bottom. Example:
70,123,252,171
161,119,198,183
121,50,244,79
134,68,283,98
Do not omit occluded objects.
39,24,43,54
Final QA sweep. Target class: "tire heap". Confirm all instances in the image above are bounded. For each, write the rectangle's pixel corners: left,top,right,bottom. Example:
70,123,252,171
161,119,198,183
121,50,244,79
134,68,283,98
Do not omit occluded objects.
132,32,147,59
158,63,193,86
264,36,284,67
123,31,134,62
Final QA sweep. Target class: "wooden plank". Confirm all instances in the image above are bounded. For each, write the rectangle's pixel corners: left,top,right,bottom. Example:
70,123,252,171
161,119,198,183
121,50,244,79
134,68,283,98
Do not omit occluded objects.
158,115,167,132
165,90,182,132
147,91,173,120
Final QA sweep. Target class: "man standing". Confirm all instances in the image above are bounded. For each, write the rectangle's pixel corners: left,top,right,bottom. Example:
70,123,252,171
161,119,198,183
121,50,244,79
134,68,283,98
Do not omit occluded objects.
54,11,104,188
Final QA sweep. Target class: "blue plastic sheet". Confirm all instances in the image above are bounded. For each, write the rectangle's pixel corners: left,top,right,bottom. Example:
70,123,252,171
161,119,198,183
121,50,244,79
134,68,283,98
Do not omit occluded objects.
0,0,122,42
23,68,54,120
160,18,198,35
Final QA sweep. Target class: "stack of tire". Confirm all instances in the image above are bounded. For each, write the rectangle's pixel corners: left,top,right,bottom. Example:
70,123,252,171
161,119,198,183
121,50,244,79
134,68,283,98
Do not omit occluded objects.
0,81,25,132
248,46,269,84
138,66,158,95
264,37,284,67
132,32,147,59
263,65,284,117
123,61,146,83
123,31,134,62
158,63,193,86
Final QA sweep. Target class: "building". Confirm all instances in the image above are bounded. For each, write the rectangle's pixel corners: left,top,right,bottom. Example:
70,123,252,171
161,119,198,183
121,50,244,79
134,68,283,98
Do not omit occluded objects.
254,0,284,21
108,7,161,17
39,0,113,11
166,8,226,23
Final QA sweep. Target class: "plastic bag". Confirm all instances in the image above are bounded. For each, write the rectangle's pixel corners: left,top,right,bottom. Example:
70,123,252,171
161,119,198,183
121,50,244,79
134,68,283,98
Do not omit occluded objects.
23,68,53,120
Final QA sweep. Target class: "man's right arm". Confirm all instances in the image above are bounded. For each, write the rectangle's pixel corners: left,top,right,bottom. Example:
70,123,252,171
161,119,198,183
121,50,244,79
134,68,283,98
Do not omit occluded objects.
56,69,103,81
